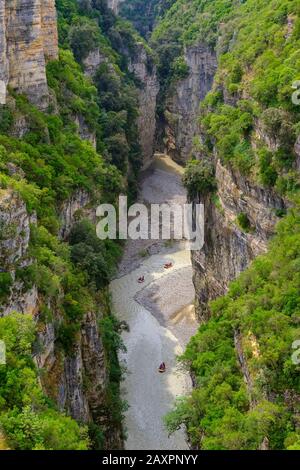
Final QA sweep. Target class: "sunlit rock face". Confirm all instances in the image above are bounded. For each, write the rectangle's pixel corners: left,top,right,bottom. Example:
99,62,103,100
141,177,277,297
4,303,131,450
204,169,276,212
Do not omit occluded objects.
107,0,124,14
191,159,286,321
0,188,38,317
0,0,58,108
165,43,217,163
127,42,159,166
83,41,159,167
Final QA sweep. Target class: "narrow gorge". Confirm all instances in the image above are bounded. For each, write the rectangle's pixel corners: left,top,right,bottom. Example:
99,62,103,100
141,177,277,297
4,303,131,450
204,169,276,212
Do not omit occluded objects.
0,0,300,452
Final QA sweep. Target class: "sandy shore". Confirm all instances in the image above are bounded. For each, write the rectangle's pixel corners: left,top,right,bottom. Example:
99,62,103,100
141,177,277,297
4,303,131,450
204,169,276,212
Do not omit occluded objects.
110,155,198,450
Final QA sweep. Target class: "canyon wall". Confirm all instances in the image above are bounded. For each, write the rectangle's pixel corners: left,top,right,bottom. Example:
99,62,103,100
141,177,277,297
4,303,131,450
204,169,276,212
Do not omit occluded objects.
164,43,217,163
192,161,286,321
0,0,58,108
1,1,158,448
0,0,119,441
0,188,38,317
83,41,159,167
107,0,124,14
0,187,122,448
127,43,159,166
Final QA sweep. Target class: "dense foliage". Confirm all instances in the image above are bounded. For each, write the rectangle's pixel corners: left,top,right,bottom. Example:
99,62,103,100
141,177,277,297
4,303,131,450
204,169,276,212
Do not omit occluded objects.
56,0,147,184
0,314,90,449
199,0,300,193
119,0,176,38
183,159,216,199
153,0,300,191
166,202,300,449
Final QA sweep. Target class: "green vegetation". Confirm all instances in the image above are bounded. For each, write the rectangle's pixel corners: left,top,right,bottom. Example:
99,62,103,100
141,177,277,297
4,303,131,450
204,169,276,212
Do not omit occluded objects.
153,0,300,191
56,0,146,182
183,159,216,199
0,94,123,222
161,1,300,449
100,309,128,436
0,313,90,450
69,219,122,289
166,202,300,449
0,0,146,451
199,0,300,190
152,0,234,47
119,0,176,38
236,212,252,233
0,273,13,302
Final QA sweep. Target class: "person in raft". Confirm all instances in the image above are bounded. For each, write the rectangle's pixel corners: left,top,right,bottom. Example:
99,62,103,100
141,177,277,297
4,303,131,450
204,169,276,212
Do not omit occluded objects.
158,362,166,373
164,262,173,269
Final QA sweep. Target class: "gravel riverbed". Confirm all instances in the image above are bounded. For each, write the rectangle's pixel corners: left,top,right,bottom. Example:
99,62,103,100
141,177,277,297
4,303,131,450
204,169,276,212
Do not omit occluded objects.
110,154,198,450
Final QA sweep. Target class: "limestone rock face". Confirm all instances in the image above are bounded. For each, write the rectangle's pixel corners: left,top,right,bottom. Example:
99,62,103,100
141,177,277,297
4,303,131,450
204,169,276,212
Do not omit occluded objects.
107,0,124,14
0,0,58,108
0,188,38,317
295,135,300,171
165,43,217,163
128,43,159,166
192,160,286,321
83,48,108,78
41,0,58,61
0,189,32,268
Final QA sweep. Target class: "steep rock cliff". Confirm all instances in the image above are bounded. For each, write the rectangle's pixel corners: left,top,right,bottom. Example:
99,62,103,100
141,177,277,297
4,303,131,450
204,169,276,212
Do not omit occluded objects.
107,0,123,14
36,308,123,447
0,187,122,447
192,160,286,321
0,188,38,317
0,0,58,108
127,43,159,166
59,189,92,239
164,43,217,163
83,41,159,166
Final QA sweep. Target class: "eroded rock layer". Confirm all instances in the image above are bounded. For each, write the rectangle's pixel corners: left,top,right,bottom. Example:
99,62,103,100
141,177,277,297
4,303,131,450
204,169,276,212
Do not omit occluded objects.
0,0,58,107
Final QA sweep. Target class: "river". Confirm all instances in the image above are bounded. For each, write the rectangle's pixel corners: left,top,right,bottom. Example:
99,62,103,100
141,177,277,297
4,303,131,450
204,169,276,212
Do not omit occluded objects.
110,154,197,450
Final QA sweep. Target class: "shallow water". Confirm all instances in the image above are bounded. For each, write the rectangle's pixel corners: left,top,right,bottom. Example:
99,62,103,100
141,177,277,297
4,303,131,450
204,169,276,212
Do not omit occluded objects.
110,155,197,450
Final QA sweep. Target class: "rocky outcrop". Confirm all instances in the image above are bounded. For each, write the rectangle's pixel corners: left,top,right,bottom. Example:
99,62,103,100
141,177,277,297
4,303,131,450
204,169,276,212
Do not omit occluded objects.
0,188,38,317
74,114,97,148
83,42,159,166
41,0,58,60
0,187,121,446
83,48,108,78
295,135,300,171
59,189,93,239
192,160,286,321
165,43,217,163
128,43,159,166
38,311,108,423
0,0,58,108
0,188,32,268
107,0,124,14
